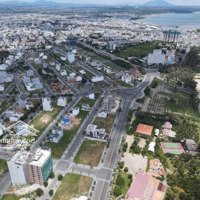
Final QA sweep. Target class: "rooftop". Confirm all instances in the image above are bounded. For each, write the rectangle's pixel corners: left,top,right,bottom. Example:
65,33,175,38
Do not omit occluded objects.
136,124,153,136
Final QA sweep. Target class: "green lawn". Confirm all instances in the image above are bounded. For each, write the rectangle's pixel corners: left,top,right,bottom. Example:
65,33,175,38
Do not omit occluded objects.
0,159,8,178
1,191,36,200
116,42,159,58
53,174,92,200
74,139,106,167
93,115,116,133
104,61,126,72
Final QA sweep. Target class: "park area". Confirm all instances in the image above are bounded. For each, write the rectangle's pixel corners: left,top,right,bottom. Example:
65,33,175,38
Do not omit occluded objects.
116,42,158,58
74,139,106,167
93,115,116,133
53,173,92,200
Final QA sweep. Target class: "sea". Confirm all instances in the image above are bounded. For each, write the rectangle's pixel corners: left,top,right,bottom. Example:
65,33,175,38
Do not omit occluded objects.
142,12,200,29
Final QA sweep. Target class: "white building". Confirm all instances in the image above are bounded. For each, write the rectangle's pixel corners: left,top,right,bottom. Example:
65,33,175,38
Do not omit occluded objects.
57,97,67,107
42,98,53,111
121,73,132,84
91,75,104,83
67,52,75,63
147,49,165,65
7,151,31,186
72,107,80,116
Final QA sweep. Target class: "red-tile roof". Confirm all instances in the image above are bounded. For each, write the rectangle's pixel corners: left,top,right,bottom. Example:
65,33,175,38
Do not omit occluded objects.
136,124,153,136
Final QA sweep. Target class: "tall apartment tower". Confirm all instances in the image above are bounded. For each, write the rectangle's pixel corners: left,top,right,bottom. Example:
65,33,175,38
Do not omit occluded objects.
7,148,53,186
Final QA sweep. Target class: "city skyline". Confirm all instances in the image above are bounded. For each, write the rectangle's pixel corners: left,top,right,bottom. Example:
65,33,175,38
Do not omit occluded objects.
0,0,200,6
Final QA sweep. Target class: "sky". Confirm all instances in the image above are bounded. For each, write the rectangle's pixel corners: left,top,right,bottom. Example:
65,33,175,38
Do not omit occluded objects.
0,0,200,6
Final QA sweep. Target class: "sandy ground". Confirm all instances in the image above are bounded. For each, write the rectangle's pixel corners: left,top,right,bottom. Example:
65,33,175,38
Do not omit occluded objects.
121,153,147,176
138,138,146,149
13,184,44,195
41,114,51,124
125,135,134,152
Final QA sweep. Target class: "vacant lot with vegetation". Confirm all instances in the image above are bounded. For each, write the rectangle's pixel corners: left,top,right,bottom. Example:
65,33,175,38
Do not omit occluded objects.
74,139,106,166
93,115,116,133
53,174,92,200
30,107,60,134
116,42,158,58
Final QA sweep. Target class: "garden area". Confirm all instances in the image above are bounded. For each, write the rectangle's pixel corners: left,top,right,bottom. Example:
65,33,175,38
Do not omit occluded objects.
53,173,92,200
74,139,106,167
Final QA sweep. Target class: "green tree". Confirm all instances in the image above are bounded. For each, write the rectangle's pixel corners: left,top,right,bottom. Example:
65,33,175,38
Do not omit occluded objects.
36,188,44,197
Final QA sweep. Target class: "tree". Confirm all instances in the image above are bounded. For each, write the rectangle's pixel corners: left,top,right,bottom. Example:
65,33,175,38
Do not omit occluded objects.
49,189,54,196
44,181,48,187
124,167,128,173
49,172,55,179
144,86,151,96
36,188,44,197
58,174,63,181
128,174,133,179
118,161,124,169
179,192,191,200
113,185,122,197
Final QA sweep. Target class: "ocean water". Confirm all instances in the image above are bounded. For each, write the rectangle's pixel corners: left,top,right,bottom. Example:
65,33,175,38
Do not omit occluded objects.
142,12,200,29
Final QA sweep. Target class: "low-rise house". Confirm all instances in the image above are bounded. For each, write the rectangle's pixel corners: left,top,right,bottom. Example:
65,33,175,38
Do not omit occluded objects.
148,141,156,152
61,116,71,126
82,103,90,111
91,75,104,83
136,124,153,137
72,107,80,116
57,97,67,107
42,98,53,111
183,139,198,155
86,124,107,139
48,126,63,143
161,122,176,138
97,111,108,118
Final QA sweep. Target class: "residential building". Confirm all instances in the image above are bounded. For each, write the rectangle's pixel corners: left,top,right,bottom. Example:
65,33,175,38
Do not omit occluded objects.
48,126,63,143
7,151,31,186
91,75,104,83
86,124,107,139
67,52,75,63
42,98,53,111
136,124,153,137
57,97,67,107
8,148,53,186
26,148,53,185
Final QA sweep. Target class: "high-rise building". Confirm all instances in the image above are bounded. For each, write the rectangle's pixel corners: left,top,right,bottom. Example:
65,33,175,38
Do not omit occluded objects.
7,151,31,186
7,148,53,186
163,30,181,42
26,148,53,185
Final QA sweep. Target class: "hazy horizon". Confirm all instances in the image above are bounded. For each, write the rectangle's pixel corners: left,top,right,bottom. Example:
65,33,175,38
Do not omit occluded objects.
0,0,200,6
